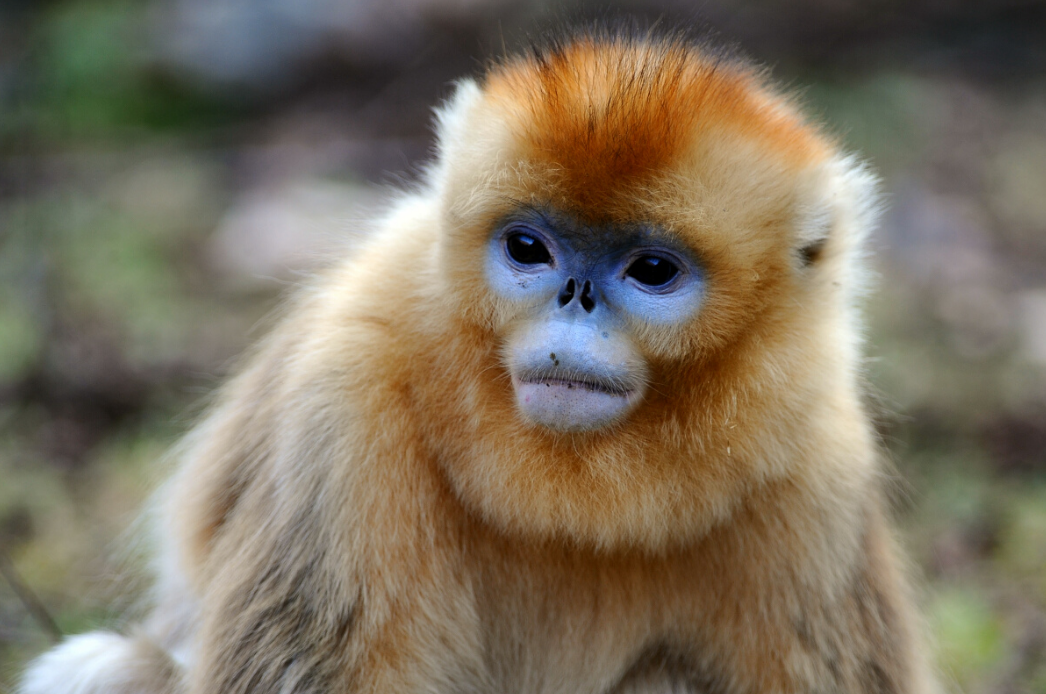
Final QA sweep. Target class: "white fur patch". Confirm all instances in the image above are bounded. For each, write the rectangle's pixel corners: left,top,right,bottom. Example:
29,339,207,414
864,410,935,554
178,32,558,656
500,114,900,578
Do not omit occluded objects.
434,78,483,159
20,632,139,694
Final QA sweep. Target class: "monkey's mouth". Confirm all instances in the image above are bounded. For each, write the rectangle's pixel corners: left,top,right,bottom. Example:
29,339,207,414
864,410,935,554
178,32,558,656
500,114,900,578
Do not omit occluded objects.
510,370,641,432
517,375,632,397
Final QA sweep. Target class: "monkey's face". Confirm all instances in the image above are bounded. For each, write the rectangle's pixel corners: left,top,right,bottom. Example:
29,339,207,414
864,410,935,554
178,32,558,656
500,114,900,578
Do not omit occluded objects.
424,40,873,549
436,50,834,441
485,211,703,431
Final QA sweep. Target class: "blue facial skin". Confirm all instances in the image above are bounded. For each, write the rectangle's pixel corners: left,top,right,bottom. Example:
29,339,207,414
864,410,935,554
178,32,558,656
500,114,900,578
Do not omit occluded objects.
485,208,705,432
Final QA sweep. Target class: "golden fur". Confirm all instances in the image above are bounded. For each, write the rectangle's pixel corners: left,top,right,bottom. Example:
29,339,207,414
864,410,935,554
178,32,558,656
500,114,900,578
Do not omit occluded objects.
21,33,939,694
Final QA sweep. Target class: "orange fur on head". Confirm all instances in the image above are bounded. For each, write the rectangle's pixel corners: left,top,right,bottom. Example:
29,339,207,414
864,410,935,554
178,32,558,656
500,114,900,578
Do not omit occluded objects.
483,37,828,217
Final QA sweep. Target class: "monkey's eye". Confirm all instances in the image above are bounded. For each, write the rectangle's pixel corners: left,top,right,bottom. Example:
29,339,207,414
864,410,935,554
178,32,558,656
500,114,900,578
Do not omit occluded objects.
506,233,552,265
626,256,679,287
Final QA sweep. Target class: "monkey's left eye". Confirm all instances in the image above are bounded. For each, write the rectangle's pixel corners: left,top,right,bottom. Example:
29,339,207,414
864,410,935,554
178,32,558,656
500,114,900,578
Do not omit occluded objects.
626,256,679,287
506,233,552,265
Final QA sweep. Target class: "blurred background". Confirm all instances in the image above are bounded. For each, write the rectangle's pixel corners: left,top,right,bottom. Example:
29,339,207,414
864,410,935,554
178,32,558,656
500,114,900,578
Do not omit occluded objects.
2,0,1046,691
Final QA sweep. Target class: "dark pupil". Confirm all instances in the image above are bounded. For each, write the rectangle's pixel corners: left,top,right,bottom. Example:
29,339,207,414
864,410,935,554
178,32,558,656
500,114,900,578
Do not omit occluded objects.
627,256,678,286
506,234,551,265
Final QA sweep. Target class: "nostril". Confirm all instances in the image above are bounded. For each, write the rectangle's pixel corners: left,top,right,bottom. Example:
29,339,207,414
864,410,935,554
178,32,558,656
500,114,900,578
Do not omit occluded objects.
580,280,595,313
558,278,576,308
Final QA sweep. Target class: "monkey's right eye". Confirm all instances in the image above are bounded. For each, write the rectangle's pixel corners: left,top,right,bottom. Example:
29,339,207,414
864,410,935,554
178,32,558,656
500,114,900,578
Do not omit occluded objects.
506,233,552,265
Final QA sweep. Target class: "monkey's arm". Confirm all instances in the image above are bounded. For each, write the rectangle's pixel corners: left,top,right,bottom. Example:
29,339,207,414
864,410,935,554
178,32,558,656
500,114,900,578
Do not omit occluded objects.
788,509,938,694
685,488,939,694
165,299,481,694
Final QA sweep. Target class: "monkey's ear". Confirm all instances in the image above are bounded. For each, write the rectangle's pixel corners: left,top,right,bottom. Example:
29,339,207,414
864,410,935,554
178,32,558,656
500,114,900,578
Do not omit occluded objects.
795,203,831,268
795,156,880,269
434,79,485,164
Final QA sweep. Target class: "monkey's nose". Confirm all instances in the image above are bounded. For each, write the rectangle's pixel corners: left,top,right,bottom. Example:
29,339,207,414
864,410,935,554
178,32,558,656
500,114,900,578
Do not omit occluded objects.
557,278,596,313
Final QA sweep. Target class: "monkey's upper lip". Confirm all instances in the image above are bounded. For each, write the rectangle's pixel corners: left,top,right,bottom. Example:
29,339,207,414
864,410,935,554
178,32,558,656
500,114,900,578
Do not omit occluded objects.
515,374,632,397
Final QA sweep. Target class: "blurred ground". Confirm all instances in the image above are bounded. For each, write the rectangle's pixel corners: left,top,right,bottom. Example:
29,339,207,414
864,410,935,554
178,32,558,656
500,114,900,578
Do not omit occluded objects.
2,1,1046,692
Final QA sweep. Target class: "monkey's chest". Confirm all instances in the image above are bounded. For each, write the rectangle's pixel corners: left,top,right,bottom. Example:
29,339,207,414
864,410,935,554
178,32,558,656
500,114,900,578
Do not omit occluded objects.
471,552,714,694
477,628,713,694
